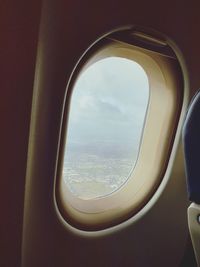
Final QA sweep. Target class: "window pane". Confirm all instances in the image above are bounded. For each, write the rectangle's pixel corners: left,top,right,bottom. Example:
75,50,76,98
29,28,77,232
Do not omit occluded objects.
63,57,149,200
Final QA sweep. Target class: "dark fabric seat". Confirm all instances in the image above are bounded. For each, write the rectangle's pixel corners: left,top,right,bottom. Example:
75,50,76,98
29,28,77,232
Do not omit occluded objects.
183,90,200,204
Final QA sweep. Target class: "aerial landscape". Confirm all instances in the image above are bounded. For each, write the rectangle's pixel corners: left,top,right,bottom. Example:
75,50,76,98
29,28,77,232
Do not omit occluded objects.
63,141,137,199
62,56,149,199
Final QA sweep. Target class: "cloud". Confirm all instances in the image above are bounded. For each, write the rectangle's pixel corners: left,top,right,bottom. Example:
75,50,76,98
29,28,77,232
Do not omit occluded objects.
67,56,149,145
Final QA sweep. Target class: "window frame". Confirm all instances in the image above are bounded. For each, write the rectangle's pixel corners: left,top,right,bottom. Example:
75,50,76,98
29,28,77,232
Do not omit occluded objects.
56,37,183,231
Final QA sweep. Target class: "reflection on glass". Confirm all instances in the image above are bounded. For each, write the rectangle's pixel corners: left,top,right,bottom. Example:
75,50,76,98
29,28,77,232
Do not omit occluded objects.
63,57,149,200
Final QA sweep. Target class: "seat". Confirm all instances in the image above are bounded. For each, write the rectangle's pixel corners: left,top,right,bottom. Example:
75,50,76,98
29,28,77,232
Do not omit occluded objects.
183,89,200,266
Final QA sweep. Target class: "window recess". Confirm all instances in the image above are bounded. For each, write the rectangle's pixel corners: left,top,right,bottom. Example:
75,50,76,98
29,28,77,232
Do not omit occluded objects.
56,27,184,231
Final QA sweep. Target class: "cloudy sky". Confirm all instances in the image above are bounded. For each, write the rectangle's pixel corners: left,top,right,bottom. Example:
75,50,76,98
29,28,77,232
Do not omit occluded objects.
66,57,149,151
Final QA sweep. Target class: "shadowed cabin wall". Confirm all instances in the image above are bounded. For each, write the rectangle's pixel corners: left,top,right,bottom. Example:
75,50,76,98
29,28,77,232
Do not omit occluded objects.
22,1,200,267
0,0,200,267
0,2,41,267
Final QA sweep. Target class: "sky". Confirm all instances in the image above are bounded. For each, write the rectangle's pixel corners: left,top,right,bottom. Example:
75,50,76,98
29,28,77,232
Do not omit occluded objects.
66,56,149,151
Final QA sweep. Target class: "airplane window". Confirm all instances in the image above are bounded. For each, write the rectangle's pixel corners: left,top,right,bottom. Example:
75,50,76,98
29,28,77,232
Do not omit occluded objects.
63,57,149,199
57,32,183,229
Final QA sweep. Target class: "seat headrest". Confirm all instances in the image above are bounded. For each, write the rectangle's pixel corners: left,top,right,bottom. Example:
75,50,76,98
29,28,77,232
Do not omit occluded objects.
183,90,200,203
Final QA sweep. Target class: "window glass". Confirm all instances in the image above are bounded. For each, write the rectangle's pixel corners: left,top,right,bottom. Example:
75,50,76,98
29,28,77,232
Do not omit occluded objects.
63,57,149,199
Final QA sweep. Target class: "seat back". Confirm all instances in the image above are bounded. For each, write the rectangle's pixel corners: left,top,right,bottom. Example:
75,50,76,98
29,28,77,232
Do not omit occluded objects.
183,89,200,266
183,89,200,203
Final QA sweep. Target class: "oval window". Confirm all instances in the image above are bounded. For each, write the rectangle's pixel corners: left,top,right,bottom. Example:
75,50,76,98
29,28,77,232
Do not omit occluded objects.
63,57,149,200
57,31,183,230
